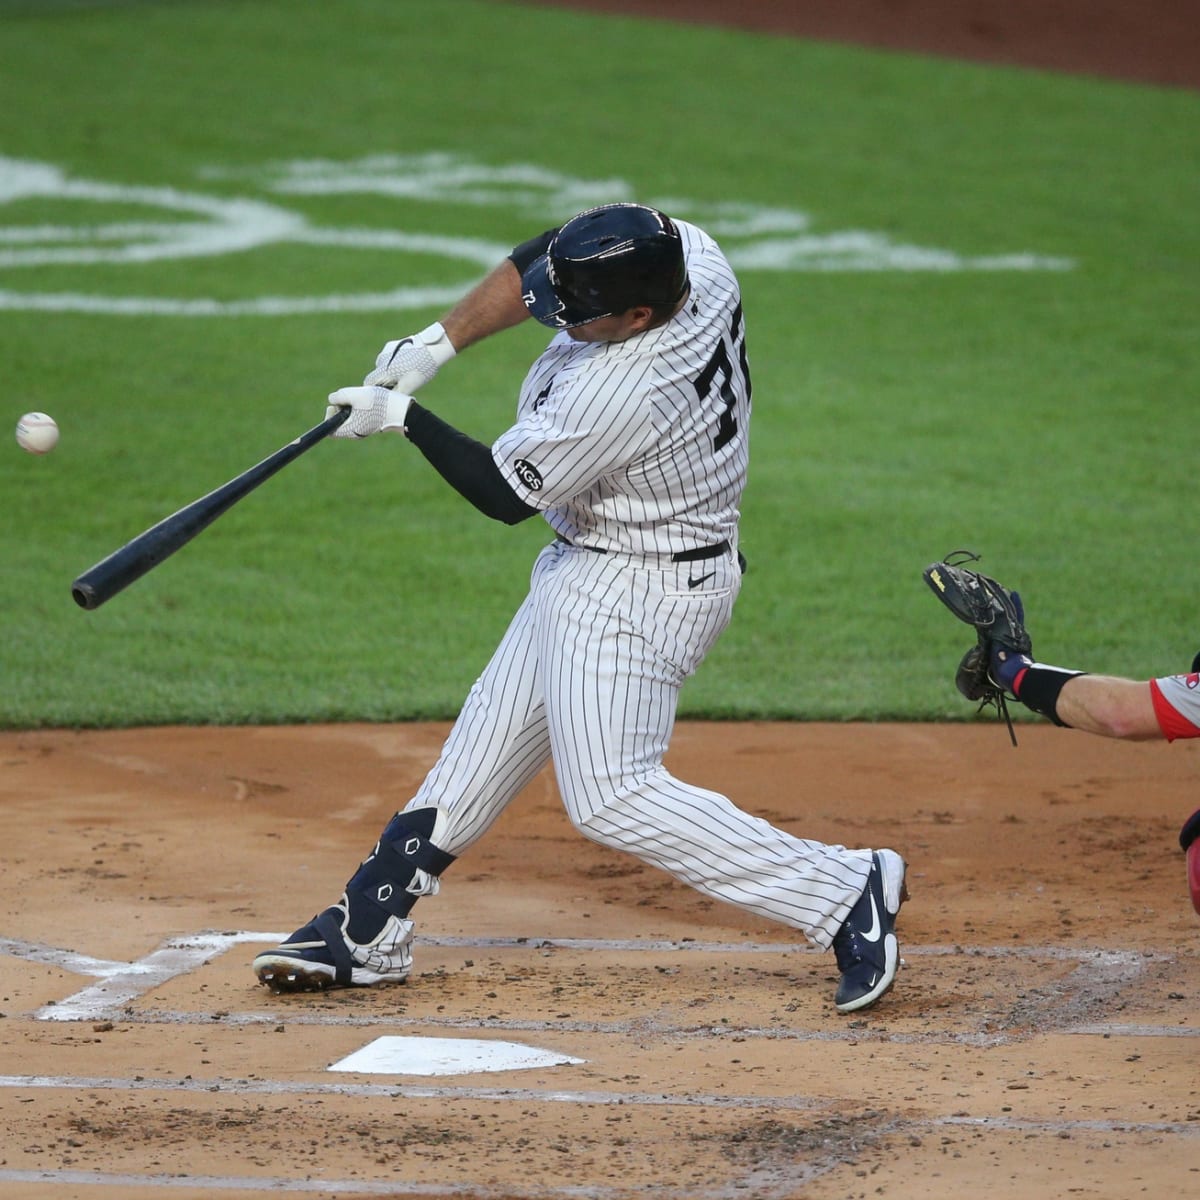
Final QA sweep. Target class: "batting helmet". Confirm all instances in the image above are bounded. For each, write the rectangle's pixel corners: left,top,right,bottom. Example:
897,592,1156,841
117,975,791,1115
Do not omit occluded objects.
521,203,689,329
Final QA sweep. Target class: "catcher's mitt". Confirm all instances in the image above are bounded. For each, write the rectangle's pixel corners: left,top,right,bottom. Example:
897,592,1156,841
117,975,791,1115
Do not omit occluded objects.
923,550,1032,745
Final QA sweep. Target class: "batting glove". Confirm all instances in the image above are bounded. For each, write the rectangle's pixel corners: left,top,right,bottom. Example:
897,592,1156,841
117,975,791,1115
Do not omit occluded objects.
363,322,456,391
325,386,413,438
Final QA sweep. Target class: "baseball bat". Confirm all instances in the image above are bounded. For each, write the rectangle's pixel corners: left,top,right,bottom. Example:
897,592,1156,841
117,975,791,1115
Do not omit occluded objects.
71,407,351,611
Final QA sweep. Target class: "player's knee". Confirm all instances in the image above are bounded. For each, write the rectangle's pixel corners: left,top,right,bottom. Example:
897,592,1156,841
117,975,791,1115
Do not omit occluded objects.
563,779,658,850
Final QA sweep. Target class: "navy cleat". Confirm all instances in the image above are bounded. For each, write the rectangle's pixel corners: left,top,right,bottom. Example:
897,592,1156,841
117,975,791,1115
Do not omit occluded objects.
253,901,414,993
832,849,907,1014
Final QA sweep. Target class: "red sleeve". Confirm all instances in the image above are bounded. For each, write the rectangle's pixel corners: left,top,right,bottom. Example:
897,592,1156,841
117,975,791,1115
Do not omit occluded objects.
1149,678,1200,742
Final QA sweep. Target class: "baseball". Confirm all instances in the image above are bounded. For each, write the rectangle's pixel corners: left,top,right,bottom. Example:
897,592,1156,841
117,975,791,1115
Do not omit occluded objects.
16,411,59,455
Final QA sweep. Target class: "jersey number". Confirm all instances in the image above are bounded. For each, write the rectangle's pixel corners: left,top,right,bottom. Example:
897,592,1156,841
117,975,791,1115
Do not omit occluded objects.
694,303,752,452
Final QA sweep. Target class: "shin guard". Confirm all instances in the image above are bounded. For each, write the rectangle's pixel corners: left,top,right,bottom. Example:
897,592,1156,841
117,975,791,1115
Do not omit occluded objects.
344,807,456,943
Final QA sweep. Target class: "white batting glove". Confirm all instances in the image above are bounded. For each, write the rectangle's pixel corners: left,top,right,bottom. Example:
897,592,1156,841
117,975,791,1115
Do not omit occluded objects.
363,322,456,391
325,386,413,439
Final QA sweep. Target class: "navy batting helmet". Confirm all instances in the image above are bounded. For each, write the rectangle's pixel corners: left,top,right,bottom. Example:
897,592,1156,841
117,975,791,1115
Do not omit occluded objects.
521,203,689,329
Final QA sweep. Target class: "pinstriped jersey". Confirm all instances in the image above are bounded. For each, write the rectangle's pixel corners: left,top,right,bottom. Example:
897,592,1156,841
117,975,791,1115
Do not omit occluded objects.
491,221,751,557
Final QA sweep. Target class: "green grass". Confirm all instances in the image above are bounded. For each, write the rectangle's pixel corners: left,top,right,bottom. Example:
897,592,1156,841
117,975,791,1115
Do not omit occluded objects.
1,0,1198,726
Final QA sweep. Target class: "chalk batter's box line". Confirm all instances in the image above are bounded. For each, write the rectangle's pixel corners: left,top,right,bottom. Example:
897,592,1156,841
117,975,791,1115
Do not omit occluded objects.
0,932,1192,1039
1,1074,1198,1134
0,1094,1190,1200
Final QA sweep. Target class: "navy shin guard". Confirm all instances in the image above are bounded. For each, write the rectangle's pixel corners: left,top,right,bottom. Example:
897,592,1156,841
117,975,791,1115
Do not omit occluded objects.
344,807,456,943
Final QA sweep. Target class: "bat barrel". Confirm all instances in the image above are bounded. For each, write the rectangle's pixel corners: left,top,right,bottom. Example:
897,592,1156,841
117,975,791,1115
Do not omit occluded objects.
71,408,349,611
71,502,217,609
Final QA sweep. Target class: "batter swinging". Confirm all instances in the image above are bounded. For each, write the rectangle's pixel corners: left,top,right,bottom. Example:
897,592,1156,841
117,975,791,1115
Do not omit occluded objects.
254,203,907,1014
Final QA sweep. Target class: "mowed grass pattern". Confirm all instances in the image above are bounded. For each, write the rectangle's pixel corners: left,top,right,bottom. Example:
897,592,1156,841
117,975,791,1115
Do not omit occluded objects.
1,0,1197,726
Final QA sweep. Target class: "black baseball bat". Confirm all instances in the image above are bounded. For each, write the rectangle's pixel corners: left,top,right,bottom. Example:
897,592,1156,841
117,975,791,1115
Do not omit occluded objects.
71,407,351,611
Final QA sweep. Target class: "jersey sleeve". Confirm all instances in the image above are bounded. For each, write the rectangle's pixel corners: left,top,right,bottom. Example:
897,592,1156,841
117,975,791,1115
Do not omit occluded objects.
1150,675,1200,741
490,359,661,508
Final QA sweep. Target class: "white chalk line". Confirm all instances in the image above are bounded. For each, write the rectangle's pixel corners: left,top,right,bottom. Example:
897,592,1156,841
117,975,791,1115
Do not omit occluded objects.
4,932,1193,1042
110,1008,1018,1046
3,1073,1196,1133
0,1172,493,1196
5,932,274,1022
0,936,130,977
0,1104,1195,1200
0,1072,826,1110
128,1010,1200,1045
1069,1023,1199,1037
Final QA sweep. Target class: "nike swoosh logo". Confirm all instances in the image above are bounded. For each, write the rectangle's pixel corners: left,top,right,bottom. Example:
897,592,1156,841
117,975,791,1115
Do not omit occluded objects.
688,571,716,589
861,892,883,943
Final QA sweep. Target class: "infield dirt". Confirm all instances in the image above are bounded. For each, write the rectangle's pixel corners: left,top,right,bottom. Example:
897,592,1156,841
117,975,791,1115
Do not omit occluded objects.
1,720,1197,1198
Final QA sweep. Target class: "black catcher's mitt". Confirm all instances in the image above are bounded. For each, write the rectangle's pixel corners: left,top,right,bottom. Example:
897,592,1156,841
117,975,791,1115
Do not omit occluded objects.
922,550,1032,744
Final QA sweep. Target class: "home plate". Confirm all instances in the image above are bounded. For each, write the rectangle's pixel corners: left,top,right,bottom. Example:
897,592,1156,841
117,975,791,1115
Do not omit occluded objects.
328,1036,585,1076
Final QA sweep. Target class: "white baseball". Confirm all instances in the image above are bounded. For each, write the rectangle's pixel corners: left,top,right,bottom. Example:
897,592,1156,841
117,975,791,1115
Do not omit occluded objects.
16,411,59,455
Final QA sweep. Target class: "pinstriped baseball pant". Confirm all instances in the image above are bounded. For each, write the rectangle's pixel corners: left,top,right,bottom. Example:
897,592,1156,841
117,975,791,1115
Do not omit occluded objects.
406,539,871,948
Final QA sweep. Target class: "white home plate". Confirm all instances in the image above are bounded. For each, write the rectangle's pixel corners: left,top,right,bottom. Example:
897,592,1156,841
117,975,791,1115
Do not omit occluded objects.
329,1036,585,1076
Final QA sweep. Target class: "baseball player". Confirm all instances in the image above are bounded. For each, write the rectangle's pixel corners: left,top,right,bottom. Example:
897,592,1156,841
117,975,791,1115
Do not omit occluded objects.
925,553,1200,915
990,638,1200,916
253,203,907,1014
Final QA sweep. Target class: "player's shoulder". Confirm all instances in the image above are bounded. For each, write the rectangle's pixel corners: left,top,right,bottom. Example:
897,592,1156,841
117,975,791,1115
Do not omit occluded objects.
674,217,706,242
677,219,726,267
676,222,738,301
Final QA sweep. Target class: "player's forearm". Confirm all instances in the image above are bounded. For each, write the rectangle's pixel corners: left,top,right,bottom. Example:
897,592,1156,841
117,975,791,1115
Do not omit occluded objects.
403,401,538,525
1053,674,1162,740
440,260,531,352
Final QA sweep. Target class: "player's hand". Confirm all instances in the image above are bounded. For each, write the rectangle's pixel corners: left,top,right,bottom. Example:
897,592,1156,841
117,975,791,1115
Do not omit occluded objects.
363,322,456,391
325,386,413,438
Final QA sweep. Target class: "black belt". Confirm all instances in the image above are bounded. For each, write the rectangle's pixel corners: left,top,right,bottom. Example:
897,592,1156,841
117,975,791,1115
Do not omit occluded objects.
556,535,729,562
672,541,730,562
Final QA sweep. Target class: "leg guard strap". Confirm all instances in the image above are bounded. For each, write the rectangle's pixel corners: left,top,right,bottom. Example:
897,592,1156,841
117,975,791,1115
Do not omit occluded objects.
314,908,356,986
346,807,456,930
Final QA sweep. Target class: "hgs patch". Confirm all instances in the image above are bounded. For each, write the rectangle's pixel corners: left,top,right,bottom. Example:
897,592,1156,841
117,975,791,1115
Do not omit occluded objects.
514,458,544,491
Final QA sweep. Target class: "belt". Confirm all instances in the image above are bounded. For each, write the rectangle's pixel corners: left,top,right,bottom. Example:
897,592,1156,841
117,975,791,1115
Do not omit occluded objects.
556,535,729,562
672,541,730,562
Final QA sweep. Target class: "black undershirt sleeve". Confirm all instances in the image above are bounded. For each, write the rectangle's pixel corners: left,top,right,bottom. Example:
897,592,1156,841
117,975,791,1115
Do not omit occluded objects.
403,401,540,526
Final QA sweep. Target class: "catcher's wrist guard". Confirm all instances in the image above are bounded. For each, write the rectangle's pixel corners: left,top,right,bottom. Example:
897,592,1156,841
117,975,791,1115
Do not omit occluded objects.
1012,663,1084,726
